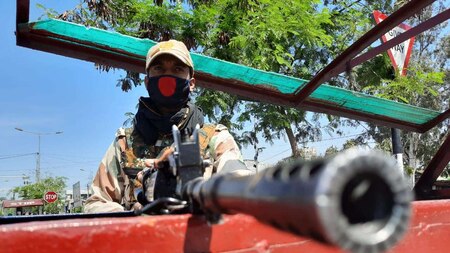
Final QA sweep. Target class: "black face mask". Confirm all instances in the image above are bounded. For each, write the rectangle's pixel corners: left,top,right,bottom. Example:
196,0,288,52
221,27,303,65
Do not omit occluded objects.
147,75,190,108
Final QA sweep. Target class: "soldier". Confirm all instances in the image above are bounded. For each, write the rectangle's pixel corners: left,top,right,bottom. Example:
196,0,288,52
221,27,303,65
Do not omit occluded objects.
84,40,253,213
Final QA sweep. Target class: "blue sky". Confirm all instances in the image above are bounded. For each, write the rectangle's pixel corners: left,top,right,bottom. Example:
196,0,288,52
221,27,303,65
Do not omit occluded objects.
0,0,149,197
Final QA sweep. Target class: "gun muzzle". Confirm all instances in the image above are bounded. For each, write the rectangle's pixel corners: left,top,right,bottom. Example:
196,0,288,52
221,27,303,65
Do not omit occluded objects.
185,149,412,253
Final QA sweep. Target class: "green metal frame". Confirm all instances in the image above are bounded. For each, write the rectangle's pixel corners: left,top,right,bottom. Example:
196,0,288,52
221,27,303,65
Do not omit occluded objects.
16,19,447,132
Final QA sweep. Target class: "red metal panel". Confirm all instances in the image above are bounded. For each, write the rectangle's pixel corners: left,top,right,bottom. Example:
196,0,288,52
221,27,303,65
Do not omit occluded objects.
388,200,450,253
16,27,145,74
414,134,450,199
2,199,44,208
0,213,342,253
16,0,29,25
1,200,450,253
422,108,450,133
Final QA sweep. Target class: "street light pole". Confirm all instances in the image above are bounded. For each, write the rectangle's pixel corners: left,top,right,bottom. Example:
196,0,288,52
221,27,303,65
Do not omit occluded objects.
37,134,40,182
15,127,63,183
80,168,93,197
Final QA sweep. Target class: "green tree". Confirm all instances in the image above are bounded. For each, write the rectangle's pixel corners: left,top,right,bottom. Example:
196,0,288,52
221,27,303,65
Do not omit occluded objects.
351,2,449,180
45,0,335,159
190,0,334,158
10,176,67,214
42,0,447,167
324,146,339,157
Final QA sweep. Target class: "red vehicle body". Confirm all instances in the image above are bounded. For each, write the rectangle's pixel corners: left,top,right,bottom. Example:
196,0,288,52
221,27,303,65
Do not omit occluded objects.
1,200,450,253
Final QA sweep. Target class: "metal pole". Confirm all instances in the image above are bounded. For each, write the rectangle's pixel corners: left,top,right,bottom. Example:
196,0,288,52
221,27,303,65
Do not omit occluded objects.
36,134,41,182
14,128,63,183
391,128,404,176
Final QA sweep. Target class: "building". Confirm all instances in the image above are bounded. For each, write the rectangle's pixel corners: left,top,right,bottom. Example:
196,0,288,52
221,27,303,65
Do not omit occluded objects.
300,147,318,160
244,159,270,172
64,189,90,213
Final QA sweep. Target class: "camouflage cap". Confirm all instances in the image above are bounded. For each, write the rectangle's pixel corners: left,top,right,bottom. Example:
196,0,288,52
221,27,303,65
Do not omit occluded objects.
145,40,194,73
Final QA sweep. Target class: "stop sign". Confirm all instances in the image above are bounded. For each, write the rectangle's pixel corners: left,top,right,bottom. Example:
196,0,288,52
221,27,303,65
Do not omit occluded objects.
44,191,58,203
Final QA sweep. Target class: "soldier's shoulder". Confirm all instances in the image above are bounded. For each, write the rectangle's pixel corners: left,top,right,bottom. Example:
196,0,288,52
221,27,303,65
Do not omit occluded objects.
115,127,134,138
199,124,229,139
213,124,228,132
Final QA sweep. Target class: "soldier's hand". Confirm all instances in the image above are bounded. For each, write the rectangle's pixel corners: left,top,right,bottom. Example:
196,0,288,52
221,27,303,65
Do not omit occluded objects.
131,202,143,211
143,147,175,168
138,147,175,183
136,170,146,183
143,159,157,169
156,147,175,166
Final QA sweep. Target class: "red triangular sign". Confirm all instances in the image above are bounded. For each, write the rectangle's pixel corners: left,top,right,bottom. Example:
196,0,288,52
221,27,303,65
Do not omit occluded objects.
373,10,415,76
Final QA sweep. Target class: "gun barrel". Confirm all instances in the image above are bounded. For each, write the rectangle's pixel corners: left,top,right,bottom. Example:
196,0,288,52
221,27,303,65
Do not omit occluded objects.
186,149,412,253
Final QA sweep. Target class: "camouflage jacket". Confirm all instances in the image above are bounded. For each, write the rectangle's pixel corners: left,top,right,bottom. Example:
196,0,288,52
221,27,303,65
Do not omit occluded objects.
84,123,251,213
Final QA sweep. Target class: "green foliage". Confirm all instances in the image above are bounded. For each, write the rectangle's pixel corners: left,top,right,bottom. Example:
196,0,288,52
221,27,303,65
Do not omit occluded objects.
442,165,450,178
38,0,364,155
356,54,394,89
189,0,335,157
10,176,67,214
351,2,449,179
217,0,333,71
404,165,414,176
71,206,83,213
0,208,12,216
363,66,444,104
40,1,449,170
324,146,339,157
193,89,241,129
342,139,358,150
36,3,60,20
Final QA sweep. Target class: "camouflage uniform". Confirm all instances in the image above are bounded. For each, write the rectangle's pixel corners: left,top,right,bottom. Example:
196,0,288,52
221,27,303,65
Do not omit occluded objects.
84,123,251,213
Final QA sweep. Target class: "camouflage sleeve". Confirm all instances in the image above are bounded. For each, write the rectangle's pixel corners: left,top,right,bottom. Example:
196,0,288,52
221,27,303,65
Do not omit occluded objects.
84,129,126,213
208,124,255,176
119,127,148,170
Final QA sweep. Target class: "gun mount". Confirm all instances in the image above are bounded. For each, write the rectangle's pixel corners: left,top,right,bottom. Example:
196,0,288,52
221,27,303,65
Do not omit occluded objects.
137,125,413,253
1,125,413,253
183,149,412,253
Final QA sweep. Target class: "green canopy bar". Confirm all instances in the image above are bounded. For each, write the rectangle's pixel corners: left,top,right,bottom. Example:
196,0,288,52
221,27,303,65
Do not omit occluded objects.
15,2,448,133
